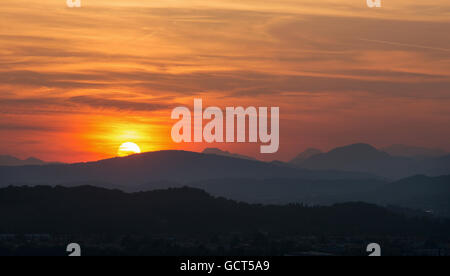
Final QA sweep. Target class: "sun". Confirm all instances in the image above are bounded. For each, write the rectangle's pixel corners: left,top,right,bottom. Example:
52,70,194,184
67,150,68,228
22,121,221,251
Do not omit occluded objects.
118,142,141,157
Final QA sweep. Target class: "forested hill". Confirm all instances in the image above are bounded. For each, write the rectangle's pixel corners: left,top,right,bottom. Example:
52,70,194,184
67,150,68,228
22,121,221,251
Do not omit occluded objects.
0,185,448,237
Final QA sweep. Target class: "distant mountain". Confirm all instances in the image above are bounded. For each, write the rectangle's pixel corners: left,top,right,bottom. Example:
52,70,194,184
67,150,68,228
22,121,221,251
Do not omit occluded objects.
0,155,46,166
187,178,387,205
0,150,374,188
1,185,448,237
297,144,409,179
186,175,450,217
290,148,323,165
424,154,450,176
132,175,450,217
382,144,447,159
202,148,256,161
366,175,450,217
293,143,450,179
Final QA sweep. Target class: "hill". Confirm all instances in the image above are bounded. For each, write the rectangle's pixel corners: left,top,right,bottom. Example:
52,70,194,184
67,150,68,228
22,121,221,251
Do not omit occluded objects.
382,144,447,159
187,178,387,205
290,148,322,165
0,185,448,237
292,143,450,179
0,150,374,188
180,175,450,217
0,155,46,166
366,175,450,217
202,148,256,161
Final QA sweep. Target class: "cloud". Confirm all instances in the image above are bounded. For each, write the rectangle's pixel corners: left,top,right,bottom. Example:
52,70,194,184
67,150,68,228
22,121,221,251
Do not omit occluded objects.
0,70,107,89
1,68,450,100
0,95,174,114
359,39,450,53
69,96,174,112
0,122,60,132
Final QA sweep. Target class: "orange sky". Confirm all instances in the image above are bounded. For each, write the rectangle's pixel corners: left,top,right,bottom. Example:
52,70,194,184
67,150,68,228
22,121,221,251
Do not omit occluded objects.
1,0,449,163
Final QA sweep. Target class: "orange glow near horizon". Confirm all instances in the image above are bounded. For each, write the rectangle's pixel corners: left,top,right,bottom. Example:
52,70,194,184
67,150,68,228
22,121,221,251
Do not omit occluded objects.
1,0,450,163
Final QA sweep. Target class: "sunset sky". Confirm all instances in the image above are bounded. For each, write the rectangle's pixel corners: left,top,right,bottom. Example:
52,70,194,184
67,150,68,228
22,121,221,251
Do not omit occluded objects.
1,0,449,163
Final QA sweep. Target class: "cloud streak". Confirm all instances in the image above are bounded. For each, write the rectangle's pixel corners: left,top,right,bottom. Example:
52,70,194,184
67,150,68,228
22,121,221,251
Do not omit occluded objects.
69,96,174,112
359,39,450,53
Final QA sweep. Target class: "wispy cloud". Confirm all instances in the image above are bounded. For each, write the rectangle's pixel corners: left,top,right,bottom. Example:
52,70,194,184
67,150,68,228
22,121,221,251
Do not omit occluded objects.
360,39,450,53
69,96,174,112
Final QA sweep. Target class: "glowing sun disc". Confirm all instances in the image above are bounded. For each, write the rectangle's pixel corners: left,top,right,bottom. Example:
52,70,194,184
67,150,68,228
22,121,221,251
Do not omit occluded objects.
118,142,141,157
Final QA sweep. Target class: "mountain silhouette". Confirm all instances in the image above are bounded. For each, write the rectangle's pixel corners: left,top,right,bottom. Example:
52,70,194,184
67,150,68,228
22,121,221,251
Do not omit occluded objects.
187,178,387,205
0,150,374,188
202,148,256,161
382,144,447,159
0,155,46,166
290,148,323,165
366,175,450,217
1,185,448,237
182,175,450,217
292,143,450,179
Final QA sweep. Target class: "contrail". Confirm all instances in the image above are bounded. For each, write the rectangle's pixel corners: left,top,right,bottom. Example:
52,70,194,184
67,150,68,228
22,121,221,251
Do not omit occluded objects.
360,38,450,53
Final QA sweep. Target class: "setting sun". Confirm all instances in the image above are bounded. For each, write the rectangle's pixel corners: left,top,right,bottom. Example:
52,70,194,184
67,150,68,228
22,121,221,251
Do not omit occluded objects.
118,142,142,157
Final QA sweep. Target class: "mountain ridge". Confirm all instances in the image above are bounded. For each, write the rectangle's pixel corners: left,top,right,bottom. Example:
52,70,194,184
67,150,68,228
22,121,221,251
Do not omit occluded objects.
1,184,448,237
382,144,447,159
291,143,450,179
0,150,375,188
202,148,256,161
290,148,323,165
0,155,46,166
